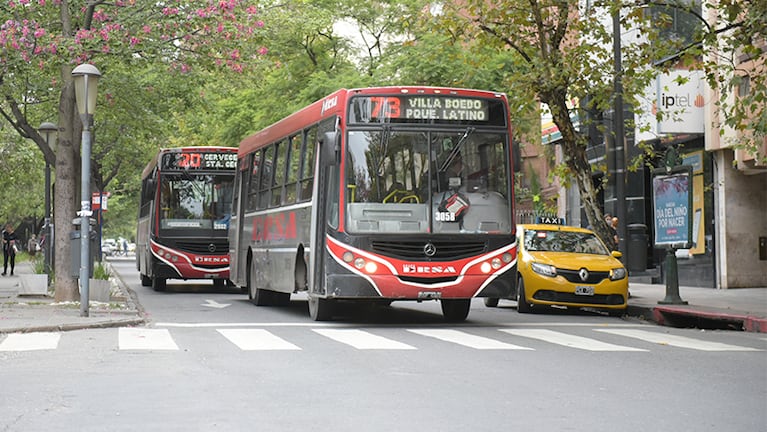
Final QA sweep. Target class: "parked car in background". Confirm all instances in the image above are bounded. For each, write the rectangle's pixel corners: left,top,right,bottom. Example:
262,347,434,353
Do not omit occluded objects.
485,222,628,316
101,239,118,256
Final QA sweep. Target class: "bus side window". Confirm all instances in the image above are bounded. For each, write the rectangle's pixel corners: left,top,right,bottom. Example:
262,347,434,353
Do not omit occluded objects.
258,145,274,210
285,134,301,204
248,150,262,211
299,126,317,202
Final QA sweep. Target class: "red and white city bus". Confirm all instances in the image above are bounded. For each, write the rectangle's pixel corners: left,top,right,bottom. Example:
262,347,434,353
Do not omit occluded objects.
137,146,237,291
228,87,518,321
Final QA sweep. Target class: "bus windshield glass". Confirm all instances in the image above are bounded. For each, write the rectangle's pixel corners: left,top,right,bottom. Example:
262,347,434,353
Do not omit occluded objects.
159,174,234,230
345,128,511,234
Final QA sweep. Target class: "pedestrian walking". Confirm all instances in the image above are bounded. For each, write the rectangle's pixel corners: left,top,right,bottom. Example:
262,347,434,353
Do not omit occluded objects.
27,234,39,257
2,224,19,276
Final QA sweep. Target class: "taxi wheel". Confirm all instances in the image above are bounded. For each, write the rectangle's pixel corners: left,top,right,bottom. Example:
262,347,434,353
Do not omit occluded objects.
516,277,532,313
484,297,499,308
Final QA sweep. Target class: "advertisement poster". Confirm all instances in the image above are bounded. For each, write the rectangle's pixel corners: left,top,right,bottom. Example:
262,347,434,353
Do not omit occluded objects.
652,168,692,248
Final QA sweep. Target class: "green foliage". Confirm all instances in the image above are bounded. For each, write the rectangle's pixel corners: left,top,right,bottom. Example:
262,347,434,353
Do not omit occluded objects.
93,262,111,281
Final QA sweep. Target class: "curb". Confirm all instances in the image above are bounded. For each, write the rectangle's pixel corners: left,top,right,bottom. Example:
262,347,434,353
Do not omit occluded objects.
2,317,146,334
628,304,767,333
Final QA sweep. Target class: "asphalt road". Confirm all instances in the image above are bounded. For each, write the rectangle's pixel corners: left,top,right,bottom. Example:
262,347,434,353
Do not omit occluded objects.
1,259,764,432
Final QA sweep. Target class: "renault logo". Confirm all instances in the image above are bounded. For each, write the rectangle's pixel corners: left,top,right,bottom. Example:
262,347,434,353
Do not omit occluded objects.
579,268,589,282
423,243,437,257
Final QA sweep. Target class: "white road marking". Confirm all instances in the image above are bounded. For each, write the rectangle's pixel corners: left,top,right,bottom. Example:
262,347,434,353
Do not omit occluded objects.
218,329,301,350
500,329,647,351
313,329,416,350
595,329,762,351
408,329,533,350
155,322,337,328
0,332,61,351
118,328,179,350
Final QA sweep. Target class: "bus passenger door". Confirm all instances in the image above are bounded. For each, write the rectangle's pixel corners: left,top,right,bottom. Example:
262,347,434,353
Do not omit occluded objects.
308,126,339,319
229,158,250,287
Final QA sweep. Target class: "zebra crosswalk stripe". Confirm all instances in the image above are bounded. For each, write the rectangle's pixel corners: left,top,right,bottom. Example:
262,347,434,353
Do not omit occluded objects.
500,329,647,352
408,329,533,350
313,329,416,350
595,329,762,351
118,328,179,350
218,329,301,350
0,332,61,351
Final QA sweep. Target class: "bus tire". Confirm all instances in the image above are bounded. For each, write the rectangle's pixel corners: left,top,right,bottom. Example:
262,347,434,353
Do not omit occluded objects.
441,299,470,322
308,295,333,321
140,274,151,287
152,277,166,292
484,297,499,308
516,276,532,313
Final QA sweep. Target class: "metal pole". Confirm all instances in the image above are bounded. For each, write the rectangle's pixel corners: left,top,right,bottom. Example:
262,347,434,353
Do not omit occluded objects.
44,161,52,274
612,8,628,263
659,247,688,304
79,124,92,317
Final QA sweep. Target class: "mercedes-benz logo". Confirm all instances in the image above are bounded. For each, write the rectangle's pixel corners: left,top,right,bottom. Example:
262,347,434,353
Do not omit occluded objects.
579,268,589,282
208,243,217,253
423,243,437,257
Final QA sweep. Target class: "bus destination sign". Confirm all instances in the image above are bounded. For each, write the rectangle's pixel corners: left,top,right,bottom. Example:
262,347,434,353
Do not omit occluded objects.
162,151,237,170
360,96,490,122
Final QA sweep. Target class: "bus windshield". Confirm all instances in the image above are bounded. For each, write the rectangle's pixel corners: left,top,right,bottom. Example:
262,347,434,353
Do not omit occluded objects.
345,128,511,234
159,173,234,230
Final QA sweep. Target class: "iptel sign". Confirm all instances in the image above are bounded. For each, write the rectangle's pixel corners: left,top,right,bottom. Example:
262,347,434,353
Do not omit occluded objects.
656,70,706,135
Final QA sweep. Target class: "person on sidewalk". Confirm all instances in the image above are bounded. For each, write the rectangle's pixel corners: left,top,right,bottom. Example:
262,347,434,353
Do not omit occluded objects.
2,224,18,276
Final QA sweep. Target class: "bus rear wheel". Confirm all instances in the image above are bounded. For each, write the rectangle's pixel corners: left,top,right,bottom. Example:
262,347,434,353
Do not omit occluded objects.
308,295,334,321
441,299,470,322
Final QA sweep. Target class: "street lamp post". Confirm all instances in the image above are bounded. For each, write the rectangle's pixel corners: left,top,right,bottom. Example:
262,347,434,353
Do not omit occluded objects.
72,63,101,318
37,122,58,276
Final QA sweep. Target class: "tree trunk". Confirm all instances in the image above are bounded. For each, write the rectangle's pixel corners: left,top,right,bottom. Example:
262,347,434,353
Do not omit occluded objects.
53,67,81,302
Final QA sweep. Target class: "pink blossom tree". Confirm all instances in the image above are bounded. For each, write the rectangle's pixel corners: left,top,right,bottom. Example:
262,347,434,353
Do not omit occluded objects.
0,0,267,301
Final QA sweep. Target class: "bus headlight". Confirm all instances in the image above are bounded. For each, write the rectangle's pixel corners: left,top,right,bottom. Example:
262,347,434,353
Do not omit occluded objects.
342,252,354,263
501,253,512,263
491,258,502,270
354,258,365,270
480,262,492,273
364,261,377,273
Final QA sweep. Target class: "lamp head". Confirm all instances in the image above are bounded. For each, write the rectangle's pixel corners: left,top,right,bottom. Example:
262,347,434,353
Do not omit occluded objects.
72,64,102,118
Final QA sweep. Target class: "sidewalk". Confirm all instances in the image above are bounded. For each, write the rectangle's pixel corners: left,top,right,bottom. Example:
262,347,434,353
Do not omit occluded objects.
0,259,765,333
0,260,144,334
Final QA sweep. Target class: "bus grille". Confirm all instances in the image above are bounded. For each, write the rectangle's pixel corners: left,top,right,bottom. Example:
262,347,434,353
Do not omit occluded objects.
175,240,229,255
370,241,486,260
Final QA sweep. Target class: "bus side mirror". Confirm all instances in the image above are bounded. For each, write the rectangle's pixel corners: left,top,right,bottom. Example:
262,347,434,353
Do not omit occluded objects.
320,131,339,167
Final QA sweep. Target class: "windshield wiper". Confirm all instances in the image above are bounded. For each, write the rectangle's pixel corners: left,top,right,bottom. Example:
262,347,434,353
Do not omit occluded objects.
440,126,475,171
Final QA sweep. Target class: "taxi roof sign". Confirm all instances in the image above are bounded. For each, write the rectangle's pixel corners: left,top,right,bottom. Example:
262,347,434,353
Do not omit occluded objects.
536,216,565,225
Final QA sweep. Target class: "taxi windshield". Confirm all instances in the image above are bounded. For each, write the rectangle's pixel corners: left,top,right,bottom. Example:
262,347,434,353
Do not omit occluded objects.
524,229,609,255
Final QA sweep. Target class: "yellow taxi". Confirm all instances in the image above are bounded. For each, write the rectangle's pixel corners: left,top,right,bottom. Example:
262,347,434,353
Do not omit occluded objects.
488,222,628,316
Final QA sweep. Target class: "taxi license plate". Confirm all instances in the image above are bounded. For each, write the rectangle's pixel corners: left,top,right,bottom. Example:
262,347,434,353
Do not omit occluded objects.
575,286,594,296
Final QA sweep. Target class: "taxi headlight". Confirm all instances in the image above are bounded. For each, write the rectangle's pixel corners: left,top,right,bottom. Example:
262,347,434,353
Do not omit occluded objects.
531,262,557,277
610,267,627,280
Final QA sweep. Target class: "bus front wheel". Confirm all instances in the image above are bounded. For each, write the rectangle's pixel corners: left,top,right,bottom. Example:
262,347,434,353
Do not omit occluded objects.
308,295,334,321
152,277,166,292
140,274,151,287
441,299,470,322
